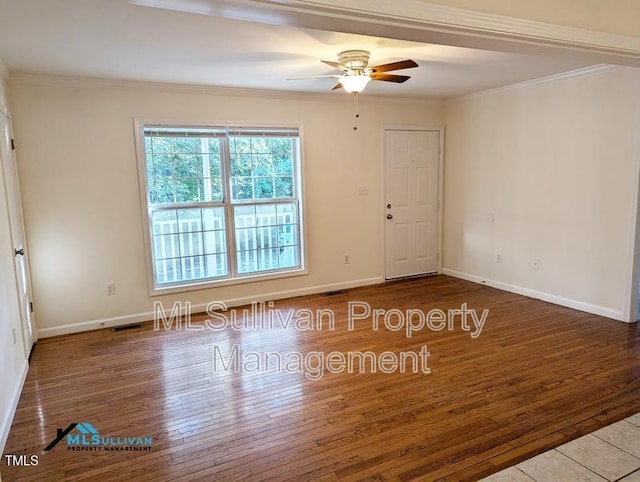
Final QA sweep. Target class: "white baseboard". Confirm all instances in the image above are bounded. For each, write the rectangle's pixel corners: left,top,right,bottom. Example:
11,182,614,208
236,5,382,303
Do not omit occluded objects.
442,268,625,322
37,277,385,338
0,359,28,456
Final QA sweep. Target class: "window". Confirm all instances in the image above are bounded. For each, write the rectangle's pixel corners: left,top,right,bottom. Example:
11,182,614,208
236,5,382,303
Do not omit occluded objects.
136,124,304,292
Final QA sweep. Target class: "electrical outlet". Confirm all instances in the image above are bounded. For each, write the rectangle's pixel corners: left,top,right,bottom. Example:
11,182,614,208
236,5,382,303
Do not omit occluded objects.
106,282,116,296
344,254,350,264
533,259,540,270
496,252,502,263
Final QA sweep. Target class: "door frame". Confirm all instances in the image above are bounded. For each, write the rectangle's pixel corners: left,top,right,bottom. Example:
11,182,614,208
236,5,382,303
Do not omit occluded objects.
381,125,444,280
0,105,38,352
624,95,640,323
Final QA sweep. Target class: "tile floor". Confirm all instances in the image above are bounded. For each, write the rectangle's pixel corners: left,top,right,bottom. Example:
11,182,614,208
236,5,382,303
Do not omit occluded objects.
483,413,640,481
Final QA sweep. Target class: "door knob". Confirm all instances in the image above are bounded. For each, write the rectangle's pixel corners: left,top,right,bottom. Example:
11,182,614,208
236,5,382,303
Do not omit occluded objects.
14,248,24,256
386,214,393,220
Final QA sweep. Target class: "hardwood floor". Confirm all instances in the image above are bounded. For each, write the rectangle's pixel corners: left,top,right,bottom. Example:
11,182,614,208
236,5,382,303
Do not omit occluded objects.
2,275,640,481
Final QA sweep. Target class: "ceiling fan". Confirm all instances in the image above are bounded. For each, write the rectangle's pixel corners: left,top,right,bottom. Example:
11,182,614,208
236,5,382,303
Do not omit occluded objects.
289,50,419,93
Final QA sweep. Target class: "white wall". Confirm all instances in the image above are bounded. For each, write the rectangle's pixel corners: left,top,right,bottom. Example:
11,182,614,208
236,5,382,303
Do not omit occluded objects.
443,66,640,320
12,67,639,335
0,69,29,455
8,79,444,335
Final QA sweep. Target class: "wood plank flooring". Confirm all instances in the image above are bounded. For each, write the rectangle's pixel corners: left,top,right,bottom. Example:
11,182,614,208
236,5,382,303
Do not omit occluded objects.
2,275,640,481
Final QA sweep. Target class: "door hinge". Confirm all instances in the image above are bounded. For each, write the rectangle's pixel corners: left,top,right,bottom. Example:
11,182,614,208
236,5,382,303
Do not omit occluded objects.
11,138,15,150
30,301,33,313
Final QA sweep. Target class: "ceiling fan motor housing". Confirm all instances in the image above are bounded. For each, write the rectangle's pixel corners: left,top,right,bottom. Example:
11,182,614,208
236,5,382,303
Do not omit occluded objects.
338,50,370,73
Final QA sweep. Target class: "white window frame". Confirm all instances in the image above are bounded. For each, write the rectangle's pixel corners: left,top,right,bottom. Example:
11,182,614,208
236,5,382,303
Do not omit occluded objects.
134,118,307,296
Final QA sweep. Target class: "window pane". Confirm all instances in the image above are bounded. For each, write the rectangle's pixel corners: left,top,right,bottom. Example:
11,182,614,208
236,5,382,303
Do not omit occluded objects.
277,203,297,223
145,135,223,204
234,205,256,228
180,232,204,257
210,178,223,202
251,137,271,153
205,253,228,278
229,136,295,201
173,178,203,203
177,209,202,233
253,153,272,176
208,139,221,166
256,204,276,225
237,249,257,275
206,139,223,202
231,177,254,200
254,178,274,199
152,207,228,284
204,230,226,256
278,246,299,269
149,177,175,204
181,255,206,280
236,227,257,252
155,257,182,284
152,210,178,235
275,177,293,198
230,154,251,176
153,234,180,260
258,248,279,271
174,154,200,178
230,136,250,154
278,224,298,247
234,202,299,274
202,207,226,231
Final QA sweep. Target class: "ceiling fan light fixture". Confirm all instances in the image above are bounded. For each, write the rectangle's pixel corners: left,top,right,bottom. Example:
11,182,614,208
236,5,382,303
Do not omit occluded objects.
340,74,371,93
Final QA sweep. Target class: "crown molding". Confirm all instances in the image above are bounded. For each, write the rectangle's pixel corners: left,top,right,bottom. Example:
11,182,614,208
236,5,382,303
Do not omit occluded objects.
7,73,445,106
447,64,620,104
243,0,640,64
294,0,640,51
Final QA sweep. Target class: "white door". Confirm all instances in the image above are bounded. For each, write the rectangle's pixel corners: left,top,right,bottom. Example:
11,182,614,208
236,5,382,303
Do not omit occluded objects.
385,129,440,279
0,111,36,356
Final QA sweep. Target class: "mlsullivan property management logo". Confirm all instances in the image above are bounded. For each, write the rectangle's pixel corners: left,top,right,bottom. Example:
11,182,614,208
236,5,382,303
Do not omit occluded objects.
44,422,153,452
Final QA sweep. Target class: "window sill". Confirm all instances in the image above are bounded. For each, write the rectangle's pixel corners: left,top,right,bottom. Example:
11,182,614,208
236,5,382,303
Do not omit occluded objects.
149,268,309,297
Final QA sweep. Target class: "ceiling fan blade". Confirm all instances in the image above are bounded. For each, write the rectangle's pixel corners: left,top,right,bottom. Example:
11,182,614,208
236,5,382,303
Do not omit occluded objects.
369,59,418,73
287,75,342,81
322,60,348,71
370,73,411,83
331,82,343,91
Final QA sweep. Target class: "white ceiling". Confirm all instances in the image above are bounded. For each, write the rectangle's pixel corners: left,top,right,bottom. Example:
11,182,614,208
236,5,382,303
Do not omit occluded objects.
0,0,597,98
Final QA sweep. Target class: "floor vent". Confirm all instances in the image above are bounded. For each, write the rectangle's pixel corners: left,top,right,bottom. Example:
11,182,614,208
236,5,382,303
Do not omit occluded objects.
323,290,347,296
111,323,143,332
